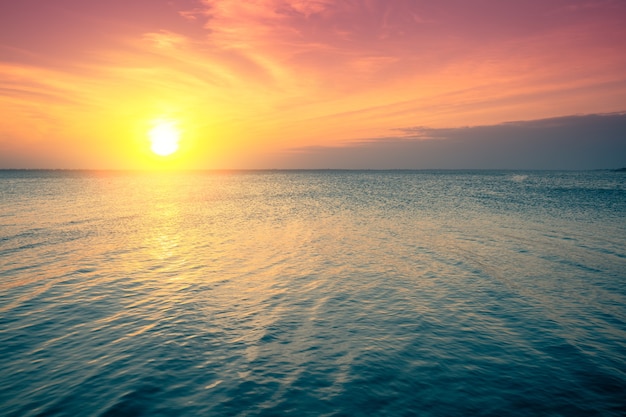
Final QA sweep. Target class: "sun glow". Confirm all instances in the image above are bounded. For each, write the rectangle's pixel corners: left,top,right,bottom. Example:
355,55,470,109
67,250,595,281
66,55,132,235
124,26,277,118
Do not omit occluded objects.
149,121,180,156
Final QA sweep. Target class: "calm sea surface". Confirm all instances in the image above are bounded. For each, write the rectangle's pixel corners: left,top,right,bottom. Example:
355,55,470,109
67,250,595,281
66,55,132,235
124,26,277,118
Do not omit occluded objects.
1,170,625,416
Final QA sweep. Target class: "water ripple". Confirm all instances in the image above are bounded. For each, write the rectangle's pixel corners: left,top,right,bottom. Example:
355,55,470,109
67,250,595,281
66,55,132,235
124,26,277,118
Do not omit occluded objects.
1,170,624,416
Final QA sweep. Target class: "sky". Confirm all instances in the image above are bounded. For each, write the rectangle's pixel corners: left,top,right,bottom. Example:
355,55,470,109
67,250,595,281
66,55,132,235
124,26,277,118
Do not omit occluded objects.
1,0,625,169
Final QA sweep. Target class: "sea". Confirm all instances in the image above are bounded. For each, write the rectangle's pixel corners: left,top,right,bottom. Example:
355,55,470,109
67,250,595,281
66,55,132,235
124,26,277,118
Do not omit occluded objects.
0,169,625,417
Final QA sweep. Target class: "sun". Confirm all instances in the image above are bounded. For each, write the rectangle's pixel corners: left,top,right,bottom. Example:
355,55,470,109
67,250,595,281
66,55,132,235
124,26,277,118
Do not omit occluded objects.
149,122,180,156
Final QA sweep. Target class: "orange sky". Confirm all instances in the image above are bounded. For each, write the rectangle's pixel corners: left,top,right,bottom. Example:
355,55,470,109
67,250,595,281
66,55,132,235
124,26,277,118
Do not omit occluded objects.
1,0,625,169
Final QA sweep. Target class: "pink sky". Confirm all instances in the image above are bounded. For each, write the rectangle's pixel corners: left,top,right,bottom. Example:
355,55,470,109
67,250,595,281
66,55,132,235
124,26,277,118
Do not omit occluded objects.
1,0,625,168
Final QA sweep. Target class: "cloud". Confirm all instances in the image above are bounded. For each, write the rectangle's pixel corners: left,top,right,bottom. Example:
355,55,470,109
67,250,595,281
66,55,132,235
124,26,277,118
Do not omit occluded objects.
195,0,430,67
270,113,626,170
186,0,626,115
142,30,190,49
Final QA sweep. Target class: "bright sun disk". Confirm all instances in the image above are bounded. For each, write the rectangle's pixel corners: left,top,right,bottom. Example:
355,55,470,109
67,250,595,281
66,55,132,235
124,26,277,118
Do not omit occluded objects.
149,122,180,156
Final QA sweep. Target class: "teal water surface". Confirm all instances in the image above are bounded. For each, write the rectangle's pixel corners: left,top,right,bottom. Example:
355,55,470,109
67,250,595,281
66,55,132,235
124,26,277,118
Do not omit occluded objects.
1,170,625,416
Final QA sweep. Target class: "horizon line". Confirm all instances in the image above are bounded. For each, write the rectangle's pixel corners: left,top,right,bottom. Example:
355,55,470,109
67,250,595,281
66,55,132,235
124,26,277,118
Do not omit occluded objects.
1,167,624,172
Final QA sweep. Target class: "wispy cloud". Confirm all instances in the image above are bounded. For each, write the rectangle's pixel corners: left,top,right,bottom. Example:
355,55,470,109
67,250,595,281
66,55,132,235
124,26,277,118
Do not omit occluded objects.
181,0,626,132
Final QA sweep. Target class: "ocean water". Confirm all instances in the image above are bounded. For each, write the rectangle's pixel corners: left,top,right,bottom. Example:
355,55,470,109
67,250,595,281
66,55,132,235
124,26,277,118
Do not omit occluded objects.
1,170,625,417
